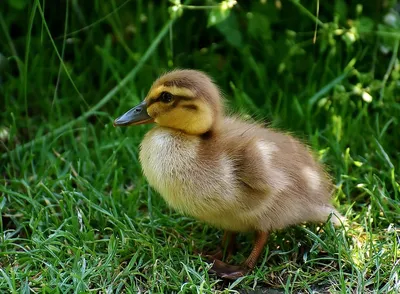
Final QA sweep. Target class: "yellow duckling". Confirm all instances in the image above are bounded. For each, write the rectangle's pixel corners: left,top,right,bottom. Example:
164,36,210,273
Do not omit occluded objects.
114,69,343,279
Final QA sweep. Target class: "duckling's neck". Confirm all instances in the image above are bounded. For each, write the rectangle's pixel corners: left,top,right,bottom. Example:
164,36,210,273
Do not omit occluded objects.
154,116,223,139
151,126,214,142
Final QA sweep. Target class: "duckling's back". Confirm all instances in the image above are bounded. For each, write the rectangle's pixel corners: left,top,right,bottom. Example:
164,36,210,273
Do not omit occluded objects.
198,117,343,231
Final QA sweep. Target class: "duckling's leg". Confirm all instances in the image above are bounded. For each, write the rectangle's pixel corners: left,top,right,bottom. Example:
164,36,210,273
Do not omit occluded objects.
204,231,236,261
209,231,269,280
222,231,237,260
242,231,269,269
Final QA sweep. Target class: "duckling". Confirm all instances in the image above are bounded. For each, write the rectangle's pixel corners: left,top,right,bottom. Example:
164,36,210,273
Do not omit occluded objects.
114,69,344,280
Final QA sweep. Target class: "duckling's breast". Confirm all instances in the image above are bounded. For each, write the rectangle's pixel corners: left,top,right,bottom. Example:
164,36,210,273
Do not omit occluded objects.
139,127,249,230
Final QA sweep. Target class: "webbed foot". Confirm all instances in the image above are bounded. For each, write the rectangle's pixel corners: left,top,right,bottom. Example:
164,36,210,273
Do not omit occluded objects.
208,259,249,280
203,248,224,262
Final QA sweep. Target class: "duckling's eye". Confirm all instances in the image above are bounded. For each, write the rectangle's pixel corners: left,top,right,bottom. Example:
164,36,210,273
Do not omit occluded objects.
159,91,173,103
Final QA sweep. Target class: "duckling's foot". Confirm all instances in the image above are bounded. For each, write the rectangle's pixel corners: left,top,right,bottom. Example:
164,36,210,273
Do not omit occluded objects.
208,231,270,280
208,259,248,280
203,248,224,261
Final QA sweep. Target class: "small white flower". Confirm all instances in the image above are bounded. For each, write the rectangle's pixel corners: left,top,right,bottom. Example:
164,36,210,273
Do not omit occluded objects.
345,31,357,43
384,11,399,27
0,127,9,142
362,91,373,103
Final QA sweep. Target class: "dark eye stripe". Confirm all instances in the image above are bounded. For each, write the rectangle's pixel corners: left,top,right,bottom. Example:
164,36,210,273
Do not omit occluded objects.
147,95,192,107
181,104,198,111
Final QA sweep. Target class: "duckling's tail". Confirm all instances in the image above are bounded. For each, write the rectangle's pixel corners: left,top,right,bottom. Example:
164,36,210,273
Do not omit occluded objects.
312,205,347,227
324,206,347,227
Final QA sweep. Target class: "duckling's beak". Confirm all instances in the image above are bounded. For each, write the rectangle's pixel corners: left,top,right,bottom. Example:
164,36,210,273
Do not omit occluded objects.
113,101,154,127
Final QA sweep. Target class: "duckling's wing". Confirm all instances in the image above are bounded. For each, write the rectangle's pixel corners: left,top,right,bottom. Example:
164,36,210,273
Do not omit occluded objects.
223,118,327,196
221,119,281,194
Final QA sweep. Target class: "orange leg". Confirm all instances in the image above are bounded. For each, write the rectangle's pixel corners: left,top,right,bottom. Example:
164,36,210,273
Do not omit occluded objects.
221,231,237,260
243,231,269,269
208,231,269,280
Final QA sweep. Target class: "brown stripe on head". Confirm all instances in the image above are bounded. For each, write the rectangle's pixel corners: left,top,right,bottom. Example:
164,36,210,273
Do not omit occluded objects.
155,69,223,115
181,104,198,111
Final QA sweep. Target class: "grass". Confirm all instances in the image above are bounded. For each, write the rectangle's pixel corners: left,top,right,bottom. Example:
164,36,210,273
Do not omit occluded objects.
1,0,400,293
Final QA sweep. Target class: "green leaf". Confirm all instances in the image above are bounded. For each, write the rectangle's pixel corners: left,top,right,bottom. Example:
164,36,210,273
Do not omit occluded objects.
377,24,400,50
7,0,29,10
207,7,230,28
215,12,242,48
248,12,271,40
334,0,348,22
356,16,375,33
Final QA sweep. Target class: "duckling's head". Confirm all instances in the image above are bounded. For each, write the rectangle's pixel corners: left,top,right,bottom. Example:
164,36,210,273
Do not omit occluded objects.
114,69,223,135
